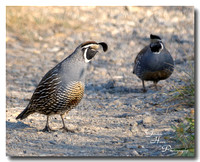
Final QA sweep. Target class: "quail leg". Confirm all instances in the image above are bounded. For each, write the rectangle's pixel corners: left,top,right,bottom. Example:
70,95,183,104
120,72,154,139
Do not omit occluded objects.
153,81,158,90
60,114,75,133
42,116,53,132
142,80,147,92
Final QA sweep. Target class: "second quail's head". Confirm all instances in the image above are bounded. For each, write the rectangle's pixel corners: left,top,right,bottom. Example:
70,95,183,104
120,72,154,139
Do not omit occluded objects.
80,41,108,63
150,34,164,54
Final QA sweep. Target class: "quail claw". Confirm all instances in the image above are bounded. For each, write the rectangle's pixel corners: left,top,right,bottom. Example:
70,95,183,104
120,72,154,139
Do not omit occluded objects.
42,125,54,132
60,127,75,133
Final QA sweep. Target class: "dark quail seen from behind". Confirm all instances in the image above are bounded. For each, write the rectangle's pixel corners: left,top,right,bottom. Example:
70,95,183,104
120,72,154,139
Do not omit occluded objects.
133,34,174,92
16,41,108,132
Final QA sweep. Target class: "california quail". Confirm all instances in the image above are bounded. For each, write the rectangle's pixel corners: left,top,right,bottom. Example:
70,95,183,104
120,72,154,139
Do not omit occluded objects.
133,34,174,92
16,41,108,132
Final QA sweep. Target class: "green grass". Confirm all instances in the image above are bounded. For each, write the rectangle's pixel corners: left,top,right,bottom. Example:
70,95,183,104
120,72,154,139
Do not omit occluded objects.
168,63,195,107
169,63,195,156
171,112,195,156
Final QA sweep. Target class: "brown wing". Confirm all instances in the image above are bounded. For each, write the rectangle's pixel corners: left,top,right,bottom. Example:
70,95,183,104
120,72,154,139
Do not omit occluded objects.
27,66,62,112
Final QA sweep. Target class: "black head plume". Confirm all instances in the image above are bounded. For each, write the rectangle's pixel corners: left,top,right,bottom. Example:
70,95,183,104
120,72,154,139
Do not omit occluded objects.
98,42,108,52
150,34,161,40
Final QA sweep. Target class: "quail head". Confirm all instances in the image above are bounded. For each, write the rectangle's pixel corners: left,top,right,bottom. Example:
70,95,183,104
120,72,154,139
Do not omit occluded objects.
16,41,108,132
133,34,174,92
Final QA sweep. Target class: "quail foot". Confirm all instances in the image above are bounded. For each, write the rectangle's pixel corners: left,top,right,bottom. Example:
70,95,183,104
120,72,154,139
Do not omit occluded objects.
133,34,174,92
16,41,108,132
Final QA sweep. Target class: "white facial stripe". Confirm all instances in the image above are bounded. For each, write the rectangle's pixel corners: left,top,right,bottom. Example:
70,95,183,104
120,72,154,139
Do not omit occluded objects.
82,44,98,49
159,42,164,52
83,48,90,63
82,44,100,52
153,51,160,54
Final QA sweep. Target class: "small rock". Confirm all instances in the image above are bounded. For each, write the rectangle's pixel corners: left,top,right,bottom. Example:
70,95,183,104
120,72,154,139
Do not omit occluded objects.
143,116,153,125
130,121,138,127
136,120,143,125
47,47,60,53
138,145,144,148
113,100,123,107
174,119,182,123
30,119,34,123
49,140,56,145
191,109,194,115
129,40,135,46
132,150,140,156
115,113,134,118
132,98,143,106
104,80,115,89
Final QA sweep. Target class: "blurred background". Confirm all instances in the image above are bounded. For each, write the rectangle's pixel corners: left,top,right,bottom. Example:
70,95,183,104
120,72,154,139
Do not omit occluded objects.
6,6,194,108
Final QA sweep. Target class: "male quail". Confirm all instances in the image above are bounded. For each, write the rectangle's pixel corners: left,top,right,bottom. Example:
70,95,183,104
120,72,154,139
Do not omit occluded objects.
133,34,174,92
16,41,108,132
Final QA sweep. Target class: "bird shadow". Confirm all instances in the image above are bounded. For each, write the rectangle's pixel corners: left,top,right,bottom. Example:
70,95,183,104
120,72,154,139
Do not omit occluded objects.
86,80,142,95
6,121,32,130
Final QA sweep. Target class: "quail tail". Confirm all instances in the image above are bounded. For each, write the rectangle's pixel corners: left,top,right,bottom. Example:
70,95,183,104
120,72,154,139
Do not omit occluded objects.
16,107,32,120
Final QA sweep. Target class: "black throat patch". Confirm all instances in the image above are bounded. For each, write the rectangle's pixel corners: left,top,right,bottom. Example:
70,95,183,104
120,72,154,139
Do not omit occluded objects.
83,48,98,60
150,42,163,53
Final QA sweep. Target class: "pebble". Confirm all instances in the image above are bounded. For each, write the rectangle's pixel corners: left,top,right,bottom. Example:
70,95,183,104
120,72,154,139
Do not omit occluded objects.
143,116,154,125
136,120,143,125
47,47,60,53
132,98,143,106
49,140,57,145
138,145,144,149
132,150,140,156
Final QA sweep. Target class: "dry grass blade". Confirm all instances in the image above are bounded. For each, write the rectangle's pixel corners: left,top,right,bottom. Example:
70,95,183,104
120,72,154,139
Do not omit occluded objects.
166,63,194,107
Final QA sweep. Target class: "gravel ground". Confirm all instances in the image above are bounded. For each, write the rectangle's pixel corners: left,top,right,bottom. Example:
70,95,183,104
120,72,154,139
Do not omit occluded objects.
6,6,194,157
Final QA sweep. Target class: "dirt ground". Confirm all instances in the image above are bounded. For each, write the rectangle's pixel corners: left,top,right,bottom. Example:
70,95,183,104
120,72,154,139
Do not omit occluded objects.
6,6,194,157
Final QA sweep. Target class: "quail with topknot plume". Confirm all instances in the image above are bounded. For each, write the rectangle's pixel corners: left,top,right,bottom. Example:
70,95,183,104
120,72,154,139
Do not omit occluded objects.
16,41,108,132
133,34,174,92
